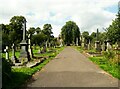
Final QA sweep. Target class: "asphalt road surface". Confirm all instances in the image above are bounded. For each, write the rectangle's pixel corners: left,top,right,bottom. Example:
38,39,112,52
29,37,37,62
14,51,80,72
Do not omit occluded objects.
26,46,119,88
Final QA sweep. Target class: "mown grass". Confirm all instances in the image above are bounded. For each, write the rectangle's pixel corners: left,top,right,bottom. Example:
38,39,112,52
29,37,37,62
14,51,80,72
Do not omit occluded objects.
3,46,64,89
89,57,120,79
2,51,20,59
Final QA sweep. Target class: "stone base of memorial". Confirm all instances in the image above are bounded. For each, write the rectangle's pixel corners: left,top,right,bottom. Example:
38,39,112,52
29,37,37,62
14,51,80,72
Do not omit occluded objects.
19,40,30,65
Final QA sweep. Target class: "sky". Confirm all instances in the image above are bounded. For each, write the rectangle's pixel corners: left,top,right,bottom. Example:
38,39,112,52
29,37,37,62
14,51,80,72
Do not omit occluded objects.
0,0,119,37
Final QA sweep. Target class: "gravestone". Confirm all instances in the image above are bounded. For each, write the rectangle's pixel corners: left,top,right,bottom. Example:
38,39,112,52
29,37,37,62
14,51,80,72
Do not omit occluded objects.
4,46,9,60
11,44,19,63
76,38,78,46
28,34,33,59
95,29,101,52
106,40,112,51
81,36,85,48
88,40,91,50
60,39,63,47
19,19,30,63
102,41,107,51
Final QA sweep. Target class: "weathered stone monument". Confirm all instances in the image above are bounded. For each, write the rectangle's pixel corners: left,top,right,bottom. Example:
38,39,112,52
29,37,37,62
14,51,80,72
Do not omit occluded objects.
60,39,63,47
76,38,79,46
19,19,30,63
11,43,19,63
106,39,112,51
81,36,87,50
102,41,107,51
88,39,91,50
81,36,85,48
28,34,33,59
95,29,101,52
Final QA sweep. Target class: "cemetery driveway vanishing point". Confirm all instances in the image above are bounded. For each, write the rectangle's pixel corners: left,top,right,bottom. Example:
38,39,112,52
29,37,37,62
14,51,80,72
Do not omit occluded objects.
26,46,118,87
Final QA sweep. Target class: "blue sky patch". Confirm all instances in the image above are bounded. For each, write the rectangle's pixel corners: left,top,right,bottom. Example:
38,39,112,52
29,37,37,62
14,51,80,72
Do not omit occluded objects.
104,5,118,13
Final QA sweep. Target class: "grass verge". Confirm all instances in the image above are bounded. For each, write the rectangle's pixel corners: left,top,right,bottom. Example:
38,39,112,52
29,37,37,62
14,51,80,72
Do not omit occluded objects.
89,57,120,80
3,46,64,89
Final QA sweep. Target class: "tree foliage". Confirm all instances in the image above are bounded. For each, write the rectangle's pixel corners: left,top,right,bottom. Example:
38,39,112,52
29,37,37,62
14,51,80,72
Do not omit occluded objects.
42,24,53,38
61,21,80,45
107,13,120,43
82,31,90,44
2,16,26,51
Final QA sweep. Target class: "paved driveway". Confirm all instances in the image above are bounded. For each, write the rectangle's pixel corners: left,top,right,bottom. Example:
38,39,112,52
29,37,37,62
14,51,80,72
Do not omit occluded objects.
26,46,119,88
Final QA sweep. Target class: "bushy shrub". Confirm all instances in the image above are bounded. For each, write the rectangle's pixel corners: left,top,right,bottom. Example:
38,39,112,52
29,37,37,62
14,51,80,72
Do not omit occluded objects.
102,50,115,60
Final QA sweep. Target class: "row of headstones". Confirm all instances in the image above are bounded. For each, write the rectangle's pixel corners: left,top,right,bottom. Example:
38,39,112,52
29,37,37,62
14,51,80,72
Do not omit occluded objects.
81,39,120,52
3,19,34,66
4,34,33,65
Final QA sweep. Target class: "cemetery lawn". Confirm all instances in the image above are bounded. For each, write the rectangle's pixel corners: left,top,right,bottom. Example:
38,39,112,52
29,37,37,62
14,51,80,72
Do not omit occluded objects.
4,46,64,89
89,57,120,80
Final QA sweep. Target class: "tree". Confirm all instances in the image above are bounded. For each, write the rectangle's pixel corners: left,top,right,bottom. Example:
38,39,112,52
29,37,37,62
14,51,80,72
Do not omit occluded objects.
90,32,96,44
27,27,36,36
42,24,53,37
107,12,120,44
61,21,80,46
31,32,47,52
42,24,53,47
9,16,26,45
99,32,107,44
82,31,89,44
1,24,11,51
36,27,41,34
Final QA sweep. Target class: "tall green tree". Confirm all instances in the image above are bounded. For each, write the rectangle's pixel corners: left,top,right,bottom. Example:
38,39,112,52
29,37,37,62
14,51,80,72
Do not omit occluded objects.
42,24,53,47
42,24,53,37
27,27,36,36
107,12,120,43
1,24,11,51
61,21,80,45
9,16,26,45
82,31,89,44
36,27,41,34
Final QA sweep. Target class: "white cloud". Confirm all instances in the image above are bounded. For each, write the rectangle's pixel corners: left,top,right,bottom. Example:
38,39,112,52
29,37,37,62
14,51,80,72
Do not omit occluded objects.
0,0,119,37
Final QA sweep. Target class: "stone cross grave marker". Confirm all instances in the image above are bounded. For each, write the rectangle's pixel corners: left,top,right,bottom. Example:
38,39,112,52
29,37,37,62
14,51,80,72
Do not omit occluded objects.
4,46,9,60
